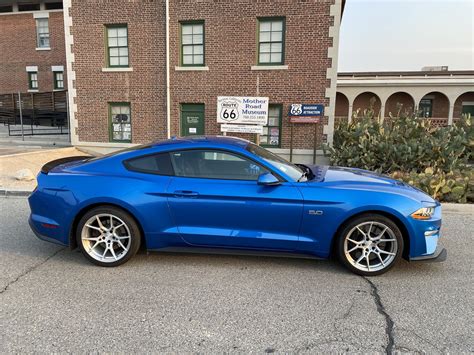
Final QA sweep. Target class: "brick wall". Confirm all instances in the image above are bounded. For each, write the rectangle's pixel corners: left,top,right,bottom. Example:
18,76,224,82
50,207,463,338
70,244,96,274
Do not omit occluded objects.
69,0,336,148
335,92,348,117
454,92,474,118
0,11,66,94
70,0,167,143
352,92,381,117
169,0,334,149
424,92,449,118
384,92,414,117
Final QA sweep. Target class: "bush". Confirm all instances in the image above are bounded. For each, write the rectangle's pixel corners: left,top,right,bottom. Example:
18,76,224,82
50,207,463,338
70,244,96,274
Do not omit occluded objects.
325,107,473,202
391,168,474,203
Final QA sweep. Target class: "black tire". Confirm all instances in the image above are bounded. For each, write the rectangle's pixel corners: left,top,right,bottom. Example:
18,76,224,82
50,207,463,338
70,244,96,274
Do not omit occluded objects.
336,214,404,276
76,206,141,267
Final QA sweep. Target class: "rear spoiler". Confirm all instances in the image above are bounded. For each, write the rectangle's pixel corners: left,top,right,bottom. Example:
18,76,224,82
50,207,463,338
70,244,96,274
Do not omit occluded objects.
41,156,92,174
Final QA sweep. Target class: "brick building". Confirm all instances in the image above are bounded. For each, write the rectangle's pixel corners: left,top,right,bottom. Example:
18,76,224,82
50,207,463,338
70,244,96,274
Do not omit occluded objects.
0,0,66,94
65,0,344,161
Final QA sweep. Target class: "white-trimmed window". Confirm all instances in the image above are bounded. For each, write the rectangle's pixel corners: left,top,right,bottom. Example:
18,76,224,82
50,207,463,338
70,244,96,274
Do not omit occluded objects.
261,104,282,147
258,18,285,65
106,25,129,67
180,22,204,66
36,18,50,48
28,72,38,90
54,71,64,89
109,103,132,142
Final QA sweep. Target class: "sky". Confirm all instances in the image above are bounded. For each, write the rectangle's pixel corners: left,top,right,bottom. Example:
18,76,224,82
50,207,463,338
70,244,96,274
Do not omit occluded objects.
338,0,474,72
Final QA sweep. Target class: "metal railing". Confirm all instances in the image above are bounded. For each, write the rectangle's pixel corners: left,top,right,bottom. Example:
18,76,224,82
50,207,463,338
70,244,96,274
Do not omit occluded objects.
0,91,69,137
334,116,457,128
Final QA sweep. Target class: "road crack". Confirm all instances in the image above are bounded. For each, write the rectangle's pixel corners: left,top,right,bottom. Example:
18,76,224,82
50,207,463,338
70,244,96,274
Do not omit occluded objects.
0,248,65,295
362,276,395,354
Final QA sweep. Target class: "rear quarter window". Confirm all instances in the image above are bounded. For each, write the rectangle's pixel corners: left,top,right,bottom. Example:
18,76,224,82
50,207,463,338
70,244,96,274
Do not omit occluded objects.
124,153,174,175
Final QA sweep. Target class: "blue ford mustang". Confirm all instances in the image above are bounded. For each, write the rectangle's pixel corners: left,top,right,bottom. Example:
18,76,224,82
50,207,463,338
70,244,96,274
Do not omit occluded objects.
28,136,446,275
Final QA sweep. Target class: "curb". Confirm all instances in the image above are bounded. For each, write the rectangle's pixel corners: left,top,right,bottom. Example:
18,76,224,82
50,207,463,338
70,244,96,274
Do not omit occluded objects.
0,146,78,159
0,189,32,197
0,138,71,147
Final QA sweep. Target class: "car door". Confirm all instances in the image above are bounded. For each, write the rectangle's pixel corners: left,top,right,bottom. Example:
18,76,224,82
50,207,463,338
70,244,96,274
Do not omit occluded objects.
166,149,304,251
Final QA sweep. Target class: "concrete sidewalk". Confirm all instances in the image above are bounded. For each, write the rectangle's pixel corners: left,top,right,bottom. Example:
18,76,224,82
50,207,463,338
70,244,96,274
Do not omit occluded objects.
0,124,71,148
0,147,90,193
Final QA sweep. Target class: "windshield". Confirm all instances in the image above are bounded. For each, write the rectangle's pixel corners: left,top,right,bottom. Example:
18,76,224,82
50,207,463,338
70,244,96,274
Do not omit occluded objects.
246,143,305,181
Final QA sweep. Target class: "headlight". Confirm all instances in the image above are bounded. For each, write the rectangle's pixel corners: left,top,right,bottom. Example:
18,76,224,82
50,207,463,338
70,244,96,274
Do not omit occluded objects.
411,207,435,220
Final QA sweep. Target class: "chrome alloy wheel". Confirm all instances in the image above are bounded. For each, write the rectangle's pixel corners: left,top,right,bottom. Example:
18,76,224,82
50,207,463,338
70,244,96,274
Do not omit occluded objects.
343,221,398,273
81,213,131,263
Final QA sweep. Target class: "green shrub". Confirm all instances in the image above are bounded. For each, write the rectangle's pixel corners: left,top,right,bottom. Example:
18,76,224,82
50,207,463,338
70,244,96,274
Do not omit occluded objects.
328,110,472,174
325,108,473,202
391,168,473,203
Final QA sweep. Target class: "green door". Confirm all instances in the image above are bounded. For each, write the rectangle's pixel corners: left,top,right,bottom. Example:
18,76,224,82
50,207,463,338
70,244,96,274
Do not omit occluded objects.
181,104,205,136
419,99,433,118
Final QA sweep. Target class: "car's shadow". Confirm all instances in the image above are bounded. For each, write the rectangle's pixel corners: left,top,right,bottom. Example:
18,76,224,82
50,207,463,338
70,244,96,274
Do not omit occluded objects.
7,229,443,278
57,247,344,273
57,247,443,278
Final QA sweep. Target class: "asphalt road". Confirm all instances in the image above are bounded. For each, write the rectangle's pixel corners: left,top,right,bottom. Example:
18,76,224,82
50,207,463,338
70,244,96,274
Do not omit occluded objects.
0,197,472,353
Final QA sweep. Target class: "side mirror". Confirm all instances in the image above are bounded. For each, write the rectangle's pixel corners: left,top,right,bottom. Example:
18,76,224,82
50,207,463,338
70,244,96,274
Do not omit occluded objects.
257,172,280,186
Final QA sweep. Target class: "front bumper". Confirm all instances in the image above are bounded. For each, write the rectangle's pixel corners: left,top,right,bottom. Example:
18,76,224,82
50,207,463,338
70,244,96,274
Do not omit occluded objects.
407,203,446,262
409,245,447,262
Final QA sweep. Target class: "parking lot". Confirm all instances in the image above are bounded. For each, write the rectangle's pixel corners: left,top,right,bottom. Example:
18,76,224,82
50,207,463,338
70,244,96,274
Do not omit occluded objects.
0,196,472,353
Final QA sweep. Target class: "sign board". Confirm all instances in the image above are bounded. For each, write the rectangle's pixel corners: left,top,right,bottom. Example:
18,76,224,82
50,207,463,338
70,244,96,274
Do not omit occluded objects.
220,124,264,134
289,104,324,123
217,96,269,125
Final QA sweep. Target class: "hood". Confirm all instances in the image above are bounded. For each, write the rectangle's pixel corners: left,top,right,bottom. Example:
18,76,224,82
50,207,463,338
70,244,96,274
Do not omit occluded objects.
322,166,402,185
306,165,436,204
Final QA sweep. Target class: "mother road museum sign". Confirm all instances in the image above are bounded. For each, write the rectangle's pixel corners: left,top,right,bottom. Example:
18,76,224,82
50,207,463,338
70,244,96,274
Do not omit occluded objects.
217,96,269,125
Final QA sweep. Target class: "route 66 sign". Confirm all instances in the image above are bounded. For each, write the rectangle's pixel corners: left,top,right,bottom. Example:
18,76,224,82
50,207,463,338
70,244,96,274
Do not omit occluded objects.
219,99,239,122
290,104,303,116
289,104,324,123
217,96,269,125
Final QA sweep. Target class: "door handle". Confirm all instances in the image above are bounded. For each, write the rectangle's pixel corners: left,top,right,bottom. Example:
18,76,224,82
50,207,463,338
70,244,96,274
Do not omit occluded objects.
173,190,199,198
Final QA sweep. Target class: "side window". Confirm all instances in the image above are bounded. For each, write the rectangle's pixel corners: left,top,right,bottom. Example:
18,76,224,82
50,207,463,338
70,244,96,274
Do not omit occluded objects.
124,153,174,175
170,150,268,180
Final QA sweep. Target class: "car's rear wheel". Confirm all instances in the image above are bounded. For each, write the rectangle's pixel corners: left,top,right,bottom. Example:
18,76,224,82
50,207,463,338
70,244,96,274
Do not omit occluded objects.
77,206,141,267
336,214,403,276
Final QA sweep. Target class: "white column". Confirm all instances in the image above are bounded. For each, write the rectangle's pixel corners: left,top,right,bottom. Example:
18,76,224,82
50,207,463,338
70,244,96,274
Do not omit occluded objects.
448,103,454,125
379,94,390,119
347,104,353,123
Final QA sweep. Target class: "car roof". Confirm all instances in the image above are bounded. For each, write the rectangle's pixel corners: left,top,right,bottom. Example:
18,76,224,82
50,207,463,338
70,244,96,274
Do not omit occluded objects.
150,135,250,150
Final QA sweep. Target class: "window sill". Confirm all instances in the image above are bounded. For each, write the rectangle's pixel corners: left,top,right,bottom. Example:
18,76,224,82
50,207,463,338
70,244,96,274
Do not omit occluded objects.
175,66,209,71
251,65,289,71
36,47,51,51
102,67,133,72
53,89,65,92
28,89,39,93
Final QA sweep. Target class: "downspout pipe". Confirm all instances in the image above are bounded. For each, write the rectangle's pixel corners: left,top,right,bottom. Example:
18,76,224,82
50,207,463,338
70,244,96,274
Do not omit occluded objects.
165,0,171,138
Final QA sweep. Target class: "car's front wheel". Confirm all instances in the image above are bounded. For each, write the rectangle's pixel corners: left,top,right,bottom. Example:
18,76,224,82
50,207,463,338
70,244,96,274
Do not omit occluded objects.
336,214,404,276
77,206,141,267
